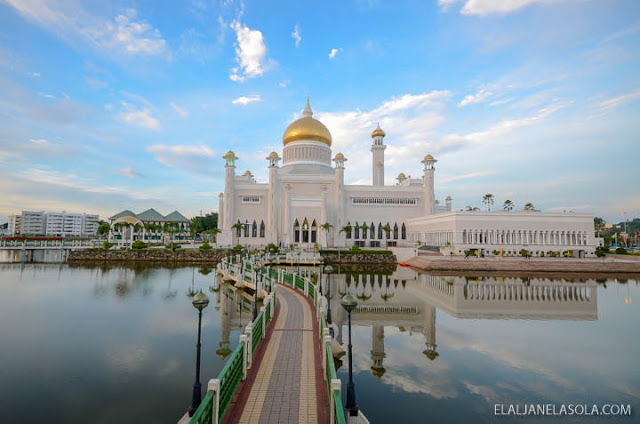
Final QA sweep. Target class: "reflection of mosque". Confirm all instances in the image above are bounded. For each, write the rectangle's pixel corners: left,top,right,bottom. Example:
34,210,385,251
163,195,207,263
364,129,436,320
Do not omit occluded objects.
326,267,598,378
215,267,598,378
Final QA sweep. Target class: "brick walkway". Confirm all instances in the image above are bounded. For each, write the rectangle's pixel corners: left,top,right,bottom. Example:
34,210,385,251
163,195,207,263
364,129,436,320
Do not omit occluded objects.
224,284,328,424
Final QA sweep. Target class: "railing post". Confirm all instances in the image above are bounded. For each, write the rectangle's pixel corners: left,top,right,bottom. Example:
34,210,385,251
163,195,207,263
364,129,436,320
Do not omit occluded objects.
208,378,221,424
239,334,249,380
260,306,266,338
330,379,342,424
245,324,253,369
323,333,331,380
304,278,309,295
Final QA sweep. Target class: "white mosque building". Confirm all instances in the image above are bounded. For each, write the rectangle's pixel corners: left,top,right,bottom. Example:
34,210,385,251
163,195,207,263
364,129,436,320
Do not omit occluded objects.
217,99,598,257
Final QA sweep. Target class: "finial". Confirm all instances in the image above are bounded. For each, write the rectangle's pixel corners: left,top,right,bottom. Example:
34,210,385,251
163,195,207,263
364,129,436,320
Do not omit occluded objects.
303,96,313,118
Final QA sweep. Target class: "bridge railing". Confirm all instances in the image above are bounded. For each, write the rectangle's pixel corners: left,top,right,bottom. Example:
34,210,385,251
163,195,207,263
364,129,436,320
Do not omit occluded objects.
191,255,347,424
189,258,277,424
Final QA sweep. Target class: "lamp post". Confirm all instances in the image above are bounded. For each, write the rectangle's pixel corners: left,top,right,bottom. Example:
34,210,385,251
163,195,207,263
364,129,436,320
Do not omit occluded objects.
319,265,323,296
254,265,262,320
341,293,358,417
189,291,210,416
325,265,333,326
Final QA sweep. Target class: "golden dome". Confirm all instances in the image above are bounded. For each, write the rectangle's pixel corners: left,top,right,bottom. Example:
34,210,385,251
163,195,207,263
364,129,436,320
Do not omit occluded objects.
446,195,452,200
398,172,406,178
335,153,344,159
424,154,434,161
268,152,278,158
371,123,385,138
243,170,252,176
283,98,332,146
224,150,235,157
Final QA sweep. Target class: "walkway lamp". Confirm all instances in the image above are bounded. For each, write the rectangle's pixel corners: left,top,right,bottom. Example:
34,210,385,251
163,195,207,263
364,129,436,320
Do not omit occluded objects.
319,265,323,296
325,265,334,326
254,265,262,320
341,293,359,417
189,291,210,417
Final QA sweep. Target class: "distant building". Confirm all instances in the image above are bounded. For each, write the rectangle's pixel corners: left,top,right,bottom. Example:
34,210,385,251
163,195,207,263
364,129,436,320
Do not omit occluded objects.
6,211,99,237
108,208,190,245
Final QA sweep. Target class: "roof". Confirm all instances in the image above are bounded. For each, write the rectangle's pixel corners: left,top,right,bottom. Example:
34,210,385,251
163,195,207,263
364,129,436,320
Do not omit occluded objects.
109,209,137,220
165,211,189,222
137,208,165,221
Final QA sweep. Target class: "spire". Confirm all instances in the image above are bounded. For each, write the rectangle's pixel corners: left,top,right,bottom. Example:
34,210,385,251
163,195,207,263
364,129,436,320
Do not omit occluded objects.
303,96,313,118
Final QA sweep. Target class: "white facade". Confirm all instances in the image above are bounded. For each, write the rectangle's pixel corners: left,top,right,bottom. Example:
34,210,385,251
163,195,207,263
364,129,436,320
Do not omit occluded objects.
217,99,598,256
20,211,45,235
8,214,21,235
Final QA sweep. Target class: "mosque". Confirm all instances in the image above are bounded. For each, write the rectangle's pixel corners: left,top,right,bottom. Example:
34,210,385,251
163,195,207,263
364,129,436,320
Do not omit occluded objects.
217,99,598,257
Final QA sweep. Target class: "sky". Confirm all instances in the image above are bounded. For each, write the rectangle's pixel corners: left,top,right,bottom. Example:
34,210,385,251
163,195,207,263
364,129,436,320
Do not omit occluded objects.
0,0,639,224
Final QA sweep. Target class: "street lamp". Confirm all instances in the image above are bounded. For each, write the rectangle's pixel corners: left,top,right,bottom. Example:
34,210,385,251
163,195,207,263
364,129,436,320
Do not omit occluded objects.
318,265,323,296
189,291,210,417
341,293,359,417
325,265,333,326
254,265,262,320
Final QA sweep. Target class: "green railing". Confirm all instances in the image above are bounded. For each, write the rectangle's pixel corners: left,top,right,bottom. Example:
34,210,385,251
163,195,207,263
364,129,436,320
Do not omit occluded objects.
252,312,263,354
283,273,293,286
189,391,214,424
295,275,305,291
217,341,245,419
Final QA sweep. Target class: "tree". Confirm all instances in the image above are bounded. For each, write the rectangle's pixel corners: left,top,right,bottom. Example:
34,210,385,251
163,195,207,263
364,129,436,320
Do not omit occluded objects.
231,222,243,238
465,206,480,211
163,222,177,243
482,194,494,211
360,222,369,238
97,220,110,238
203,228,221,247
503,200,514,211
191,213,218,232
339,224,353,242
320,222,333,248
524,203,535,211
190,220,203,240
381,224,392,239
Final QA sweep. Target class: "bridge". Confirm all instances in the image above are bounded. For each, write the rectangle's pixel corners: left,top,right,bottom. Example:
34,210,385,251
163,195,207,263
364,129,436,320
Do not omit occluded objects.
180,254,368,424
0,239,99,249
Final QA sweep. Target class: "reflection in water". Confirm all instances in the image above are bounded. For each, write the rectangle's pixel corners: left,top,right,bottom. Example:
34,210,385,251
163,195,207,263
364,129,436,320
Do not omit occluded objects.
0,263,637,424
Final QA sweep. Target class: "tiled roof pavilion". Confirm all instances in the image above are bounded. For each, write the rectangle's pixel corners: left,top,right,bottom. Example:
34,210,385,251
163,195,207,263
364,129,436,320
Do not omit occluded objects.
109,208,190,223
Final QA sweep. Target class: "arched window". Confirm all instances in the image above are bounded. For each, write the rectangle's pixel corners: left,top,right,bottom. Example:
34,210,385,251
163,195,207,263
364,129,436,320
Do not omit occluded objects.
370,222,375,239
294,219,300,243
354,222,360,239
346,222,352,239
393,223,399,240
236,220,242,237
311,219,317,243
243,221,250,237
260,221,265,238
401,223,406,240
252,220,257,237
378,222,383,239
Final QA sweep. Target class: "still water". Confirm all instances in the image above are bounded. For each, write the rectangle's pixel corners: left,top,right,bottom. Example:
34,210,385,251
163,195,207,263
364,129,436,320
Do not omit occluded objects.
0,264,638,423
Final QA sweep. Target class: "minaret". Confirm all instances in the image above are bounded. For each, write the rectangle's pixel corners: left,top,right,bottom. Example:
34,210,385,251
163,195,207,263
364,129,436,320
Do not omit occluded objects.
445,195,452,212
370,324,386,379
421,154,437,215
218,192,224,231
222,151,238,230
423,304,438,360
371,123,386,186
333,153,347,245
266,152,281,244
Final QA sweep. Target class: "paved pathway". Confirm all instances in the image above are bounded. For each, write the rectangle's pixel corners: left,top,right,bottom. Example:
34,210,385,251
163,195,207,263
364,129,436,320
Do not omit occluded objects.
224,284,328,424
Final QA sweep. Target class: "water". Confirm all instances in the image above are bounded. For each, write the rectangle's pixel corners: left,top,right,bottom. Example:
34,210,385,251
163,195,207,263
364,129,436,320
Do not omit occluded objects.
0,264,638,423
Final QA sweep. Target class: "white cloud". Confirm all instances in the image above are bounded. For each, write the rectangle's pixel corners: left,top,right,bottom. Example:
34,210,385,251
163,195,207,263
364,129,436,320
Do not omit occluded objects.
279,80,290,88
329,48,342,59
598,89,640,109
31,72,40,77
119,102,160,130
232,95,262,105
292,25,301,47
439,0,578,16
170,102,189,117
458,88,492,107
29,138,49,145
147,144,215,173
229,20,268,82
115,167,143,178
5,2,168,58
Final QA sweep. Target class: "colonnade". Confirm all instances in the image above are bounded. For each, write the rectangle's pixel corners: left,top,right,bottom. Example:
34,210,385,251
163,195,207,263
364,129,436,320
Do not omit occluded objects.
462,229,588,246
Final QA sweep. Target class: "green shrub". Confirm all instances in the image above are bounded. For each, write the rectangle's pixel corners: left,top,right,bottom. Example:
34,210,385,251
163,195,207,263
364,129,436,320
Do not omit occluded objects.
539,251,545,257
520,249,529,257
131,240,148,249
102,241,114,250
319,249,393,255
600,247,610,253
615,247,627,254
165,242,181,250
200,242,212,250
232,244,243,251
350,244,362,252
595,249,605,257
267,243,279,253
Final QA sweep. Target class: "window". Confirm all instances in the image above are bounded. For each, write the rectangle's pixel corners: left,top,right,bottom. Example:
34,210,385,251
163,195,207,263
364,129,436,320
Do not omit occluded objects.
393,223,399,240
252,220,257,237
377,223,382,239
260,221,265,238
346,222,352,239
354,222,360,239
401,223,406,240
352,197,417,206
242,195,260,203
370,222,375,239
235,220,241,237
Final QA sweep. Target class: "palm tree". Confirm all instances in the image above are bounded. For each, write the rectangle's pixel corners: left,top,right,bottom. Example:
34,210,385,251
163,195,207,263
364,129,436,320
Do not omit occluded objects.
231,222,243,238
482,194,494,211
320,222,333,248
204,228,222,247
339,224,353,235
381,224,392,239
503,200,514,211
524,203,535,211
360,222,370,239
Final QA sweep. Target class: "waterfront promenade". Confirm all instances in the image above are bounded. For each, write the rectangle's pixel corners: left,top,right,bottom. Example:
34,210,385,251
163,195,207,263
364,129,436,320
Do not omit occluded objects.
223,284,328,424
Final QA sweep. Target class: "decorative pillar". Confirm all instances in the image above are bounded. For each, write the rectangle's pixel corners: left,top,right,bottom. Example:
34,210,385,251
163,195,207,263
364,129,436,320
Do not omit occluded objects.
370,124,387,186
283,184,292,245
421,154,437,216
333,153,347,246
266,152,281,244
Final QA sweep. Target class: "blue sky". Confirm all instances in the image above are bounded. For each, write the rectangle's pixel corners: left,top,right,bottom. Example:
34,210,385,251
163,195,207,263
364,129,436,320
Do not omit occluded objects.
0,0,638,223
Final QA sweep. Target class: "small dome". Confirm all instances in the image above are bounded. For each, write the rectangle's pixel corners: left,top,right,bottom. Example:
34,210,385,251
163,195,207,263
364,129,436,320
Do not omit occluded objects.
268,152,278,158
283,98,332,146
335,153,345,159
371,123,386,138
243,170,252,176
446,195,452,200
225,150,235,156
218,192,224,198
424,154,434,161
398,172,406,178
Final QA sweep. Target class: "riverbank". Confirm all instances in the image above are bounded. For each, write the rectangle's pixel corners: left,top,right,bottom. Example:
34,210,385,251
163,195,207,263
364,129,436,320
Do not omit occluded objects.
321,252,397,264
406,255,640,274
68,249,225,264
